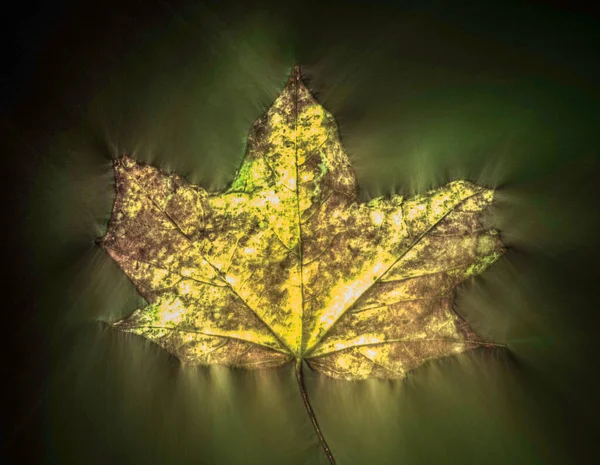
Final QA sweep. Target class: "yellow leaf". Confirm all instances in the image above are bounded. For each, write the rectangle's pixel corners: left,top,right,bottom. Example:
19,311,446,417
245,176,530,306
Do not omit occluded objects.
99,65,505,464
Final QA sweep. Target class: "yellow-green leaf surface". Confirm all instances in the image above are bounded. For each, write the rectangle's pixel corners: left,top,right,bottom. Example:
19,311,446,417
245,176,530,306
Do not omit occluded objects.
100,66,505,381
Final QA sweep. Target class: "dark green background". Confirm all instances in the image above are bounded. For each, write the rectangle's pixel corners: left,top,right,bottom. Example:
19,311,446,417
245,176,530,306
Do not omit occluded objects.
4,1,600,464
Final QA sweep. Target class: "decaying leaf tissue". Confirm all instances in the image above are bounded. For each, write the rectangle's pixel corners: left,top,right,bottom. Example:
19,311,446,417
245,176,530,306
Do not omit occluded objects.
99,65,505,464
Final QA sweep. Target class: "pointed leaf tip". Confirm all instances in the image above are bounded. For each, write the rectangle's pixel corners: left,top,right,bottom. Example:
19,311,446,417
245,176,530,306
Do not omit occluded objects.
286,64,302,84
113,154,135,170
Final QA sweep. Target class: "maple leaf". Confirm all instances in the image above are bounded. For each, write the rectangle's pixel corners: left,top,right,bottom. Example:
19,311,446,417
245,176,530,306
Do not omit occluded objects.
99,65,505,464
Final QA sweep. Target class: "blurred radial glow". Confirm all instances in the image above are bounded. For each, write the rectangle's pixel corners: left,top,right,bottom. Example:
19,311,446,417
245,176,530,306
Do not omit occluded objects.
18,1,599,464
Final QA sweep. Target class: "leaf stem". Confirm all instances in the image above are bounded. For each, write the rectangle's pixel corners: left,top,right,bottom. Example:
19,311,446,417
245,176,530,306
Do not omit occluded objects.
295,358,337,465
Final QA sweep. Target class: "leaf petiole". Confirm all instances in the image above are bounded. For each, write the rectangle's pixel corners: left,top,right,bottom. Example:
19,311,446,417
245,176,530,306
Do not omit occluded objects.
295,358,337,465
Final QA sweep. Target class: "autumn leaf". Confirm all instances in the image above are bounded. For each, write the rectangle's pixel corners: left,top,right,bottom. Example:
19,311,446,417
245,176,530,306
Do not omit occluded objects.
98,65,505,464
